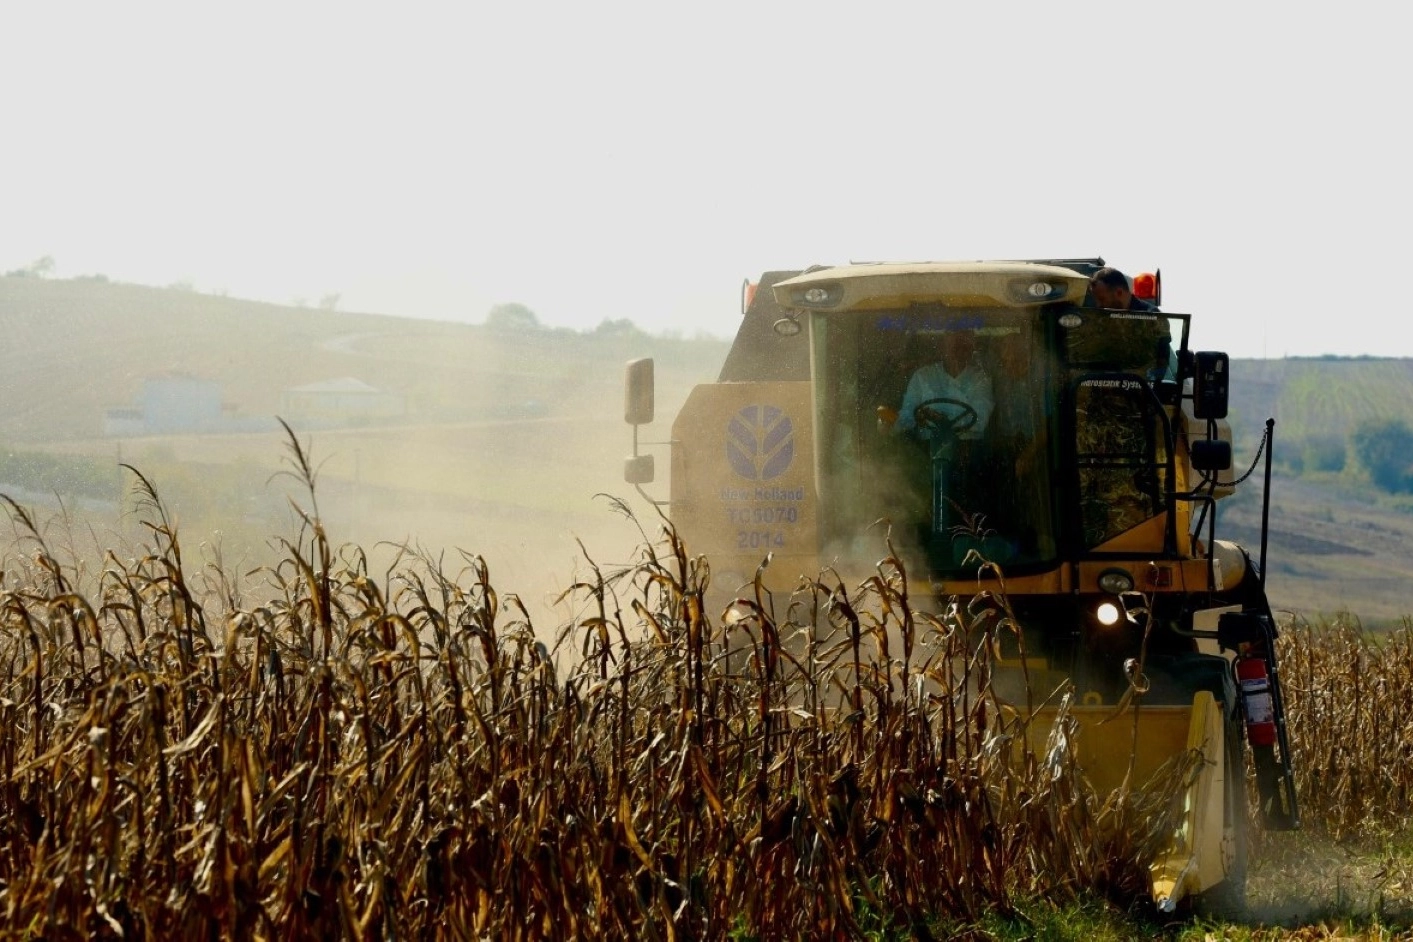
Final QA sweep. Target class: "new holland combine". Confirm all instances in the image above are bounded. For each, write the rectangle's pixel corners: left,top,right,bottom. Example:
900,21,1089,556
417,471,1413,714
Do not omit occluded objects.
622,258,1298,912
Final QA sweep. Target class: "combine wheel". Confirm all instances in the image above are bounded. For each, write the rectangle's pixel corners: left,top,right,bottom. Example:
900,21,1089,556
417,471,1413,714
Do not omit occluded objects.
1190,716,1249,918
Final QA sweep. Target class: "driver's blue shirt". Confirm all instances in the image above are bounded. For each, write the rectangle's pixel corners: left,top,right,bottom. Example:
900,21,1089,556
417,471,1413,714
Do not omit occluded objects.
896,361,994,441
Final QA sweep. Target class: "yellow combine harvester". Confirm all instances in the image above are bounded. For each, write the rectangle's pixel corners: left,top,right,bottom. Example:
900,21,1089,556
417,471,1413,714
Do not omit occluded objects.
623,258,1297,912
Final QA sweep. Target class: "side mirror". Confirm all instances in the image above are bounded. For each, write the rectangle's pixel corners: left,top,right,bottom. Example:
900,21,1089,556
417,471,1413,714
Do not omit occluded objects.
625,358,655,426
1192,351,1229,420
1217,611,1273,651
1190,439,1232,472
624,454,655,485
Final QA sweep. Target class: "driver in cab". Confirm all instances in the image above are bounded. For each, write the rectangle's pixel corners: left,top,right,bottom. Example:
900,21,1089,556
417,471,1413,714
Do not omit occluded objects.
894,328,994,445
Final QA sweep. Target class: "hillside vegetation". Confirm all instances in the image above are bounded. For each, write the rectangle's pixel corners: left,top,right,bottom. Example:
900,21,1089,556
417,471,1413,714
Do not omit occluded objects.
1222,358,1413,621
0,276,723,441
1233,357,1413,444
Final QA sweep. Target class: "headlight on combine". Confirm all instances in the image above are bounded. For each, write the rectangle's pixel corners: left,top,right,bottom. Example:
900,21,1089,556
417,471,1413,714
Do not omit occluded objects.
790,283,842,308
1009,279,1066,303
773,315,803,337
1095,601,1122,626
1098,568,1135,594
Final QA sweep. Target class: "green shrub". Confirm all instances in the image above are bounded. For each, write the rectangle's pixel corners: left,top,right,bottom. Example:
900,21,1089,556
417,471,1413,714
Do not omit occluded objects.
1303,434,1348,473
1351,419,1413,492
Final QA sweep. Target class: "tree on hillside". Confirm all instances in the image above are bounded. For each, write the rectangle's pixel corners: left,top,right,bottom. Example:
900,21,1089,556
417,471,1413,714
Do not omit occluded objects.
486,303,540,331
4,255,55,278
1351,418,1413,492
594,317,644,338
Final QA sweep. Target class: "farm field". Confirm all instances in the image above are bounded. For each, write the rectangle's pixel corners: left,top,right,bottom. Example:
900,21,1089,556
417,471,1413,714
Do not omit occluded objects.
4,278,1413,937
7,277,1413,624
0,478,1409,938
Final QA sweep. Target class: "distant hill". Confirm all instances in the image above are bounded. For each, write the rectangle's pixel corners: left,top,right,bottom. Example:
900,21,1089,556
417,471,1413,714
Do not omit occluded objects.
0,276,725,442
2,276,1411,621
1228,356,1413,451
0,277,731,617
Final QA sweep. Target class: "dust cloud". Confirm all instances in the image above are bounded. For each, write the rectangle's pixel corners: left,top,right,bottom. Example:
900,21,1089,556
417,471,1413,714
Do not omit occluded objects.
0,278,722,652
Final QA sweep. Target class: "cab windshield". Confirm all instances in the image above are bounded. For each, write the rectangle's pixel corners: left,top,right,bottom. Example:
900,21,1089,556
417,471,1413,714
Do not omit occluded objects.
810,305,1058,577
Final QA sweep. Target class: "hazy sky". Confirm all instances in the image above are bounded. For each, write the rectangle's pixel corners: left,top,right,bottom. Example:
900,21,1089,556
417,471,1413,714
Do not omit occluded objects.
5,2,1408,358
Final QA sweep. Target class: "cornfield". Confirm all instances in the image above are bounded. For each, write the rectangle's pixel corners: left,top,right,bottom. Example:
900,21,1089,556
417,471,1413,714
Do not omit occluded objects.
0,448,1408,938
1280,613,1413,837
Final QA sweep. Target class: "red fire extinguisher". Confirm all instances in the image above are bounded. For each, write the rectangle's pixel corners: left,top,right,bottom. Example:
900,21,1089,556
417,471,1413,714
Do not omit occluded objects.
1219,610,1298,829
1236,654,1277,747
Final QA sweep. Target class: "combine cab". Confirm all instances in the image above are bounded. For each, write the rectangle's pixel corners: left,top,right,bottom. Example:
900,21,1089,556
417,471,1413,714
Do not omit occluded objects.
623,258,1298,911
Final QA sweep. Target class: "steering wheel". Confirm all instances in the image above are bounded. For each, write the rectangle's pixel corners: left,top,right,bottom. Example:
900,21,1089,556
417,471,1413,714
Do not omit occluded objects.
913,397,979,438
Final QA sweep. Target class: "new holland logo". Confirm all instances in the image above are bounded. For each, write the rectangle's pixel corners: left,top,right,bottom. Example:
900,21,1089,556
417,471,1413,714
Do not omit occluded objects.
727,405,794,480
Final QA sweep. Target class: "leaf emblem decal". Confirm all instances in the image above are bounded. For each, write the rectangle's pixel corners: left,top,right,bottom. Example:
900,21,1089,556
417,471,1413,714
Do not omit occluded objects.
726,405,794,480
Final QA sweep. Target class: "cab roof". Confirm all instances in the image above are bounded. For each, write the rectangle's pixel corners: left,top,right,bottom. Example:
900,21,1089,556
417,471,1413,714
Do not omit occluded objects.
773,260,1093,312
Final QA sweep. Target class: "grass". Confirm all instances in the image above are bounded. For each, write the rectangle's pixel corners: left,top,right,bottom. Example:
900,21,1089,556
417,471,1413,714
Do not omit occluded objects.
1246,827,1413,930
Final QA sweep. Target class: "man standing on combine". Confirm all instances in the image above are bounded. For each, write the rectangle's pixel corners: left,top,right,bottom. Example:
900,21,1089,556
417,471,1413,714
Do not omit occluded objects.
1089,266,1157,312
1088,266,1172,381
